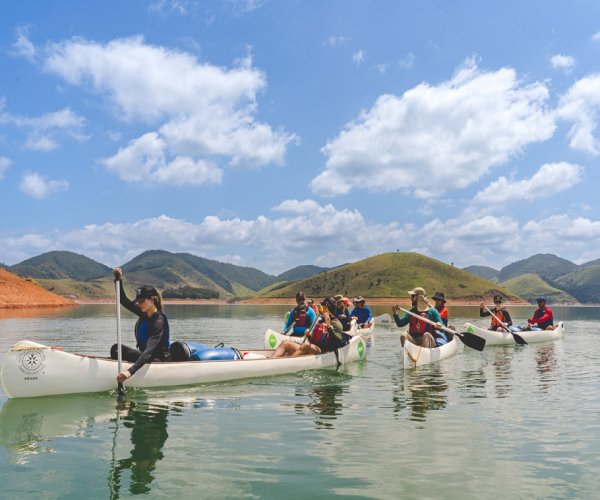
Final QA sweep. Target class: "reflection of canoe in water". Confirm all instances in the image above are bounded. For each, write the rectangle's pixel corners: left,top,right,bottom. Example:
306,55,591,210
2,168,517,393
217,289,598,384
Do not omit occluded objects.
401,334,459,369
0,394,118,455
1,337,368,398
463,321,565,345
264,319,373,349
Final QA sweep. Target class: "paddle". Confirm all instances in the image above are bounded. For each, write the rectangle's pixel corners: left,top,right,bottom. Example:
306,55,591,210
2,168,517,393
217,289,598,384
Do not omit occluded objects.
115,280,125,397
483,305,527,345
399,308,486,351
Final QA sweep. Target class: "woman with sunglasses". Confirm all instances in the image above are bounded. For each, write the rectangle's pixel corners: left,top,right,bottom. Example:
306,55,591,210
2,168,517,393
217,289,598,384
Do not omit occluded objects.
111,267,171,383
282,291,317,337
479,294,513,331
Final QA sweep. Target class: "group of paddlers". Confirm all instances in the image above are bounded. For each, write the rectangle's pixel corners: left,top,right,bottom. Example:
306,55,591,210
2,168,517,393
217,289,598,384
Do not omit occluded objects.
109,266,556,382
389,287,556,348
271,292,373,358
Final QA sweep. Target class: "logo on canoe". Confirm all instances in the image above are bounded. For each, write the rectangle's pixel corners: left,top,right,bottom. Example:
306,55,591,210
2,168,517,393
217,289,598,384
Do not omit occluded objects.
357,340,364,358
268,334,277,349
18,350,46,375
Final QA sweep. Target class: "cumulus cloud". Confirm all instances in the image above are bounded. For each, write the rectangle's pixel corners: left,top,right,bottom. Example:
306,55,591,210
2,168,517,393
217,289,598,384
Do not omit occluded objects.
101,132,223,186
313,59,555,197
592,32,600,42
11,26,36,62
0,156,11,180
20,173,69,199
550,54,575,71
0,106,85,151
556,74,600,155
35,35,295,182
474,162,583,203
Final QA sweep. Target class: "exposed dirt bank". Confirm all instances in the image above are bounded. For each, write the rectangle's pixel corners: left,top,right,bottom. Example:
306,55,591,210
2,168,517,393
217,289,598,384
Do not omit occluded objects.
0,269,76,309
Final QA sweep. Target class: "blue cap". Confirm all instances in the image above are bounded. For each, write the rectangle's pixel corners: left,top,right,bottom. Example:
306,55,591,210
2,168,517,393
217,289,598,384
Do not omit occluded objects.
536,296,546,302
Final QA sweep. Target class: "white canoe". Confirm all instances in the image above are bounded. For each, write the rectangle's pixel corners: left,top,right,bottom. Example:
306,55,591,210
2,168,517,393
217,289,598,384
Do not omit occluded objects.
265,319,373,349
401,334,459,369
463,321,565,345
0,336,368,399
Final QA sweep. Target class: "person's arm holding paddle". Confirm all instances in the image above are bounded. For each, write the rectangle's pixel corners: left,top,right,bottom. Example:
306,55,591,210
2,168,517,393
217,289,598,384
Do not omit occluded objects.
391,305,410,328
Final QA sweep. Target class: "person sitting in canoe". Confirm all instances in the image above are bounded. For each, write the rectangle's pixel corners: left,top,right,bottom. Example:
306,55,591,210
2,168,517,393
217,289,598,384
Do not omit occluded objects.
349,296,372,328
431,291,449,326
112,268,171,383
525,296,555,330
479,295,514,331
333,294,351,331
282,291,317,337
391,287,445,347
271,298,349,358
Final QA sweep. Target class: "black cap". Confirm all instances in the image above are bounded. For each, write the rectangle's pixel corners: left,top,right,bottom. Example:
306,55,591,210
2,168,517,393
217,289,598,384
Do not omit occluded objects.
493,294,503,302
432,291,446,302
135,285,158,302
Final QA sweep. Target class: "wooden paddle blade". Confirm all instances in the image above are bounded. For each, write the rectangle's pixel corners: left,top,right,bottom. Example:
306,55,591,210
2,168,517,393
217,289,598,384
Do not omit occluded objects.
457,332,486,351
511,332,528,345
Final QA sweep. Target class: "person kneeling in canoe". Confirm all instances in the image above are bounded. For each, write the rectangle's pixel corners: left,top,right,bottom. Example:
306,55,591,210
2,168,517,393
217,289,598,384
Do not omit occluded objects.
112,268,171,383
525,296,555,330
391,288,445,348
282,291,317,337
271,300,349,358
349,296,373,328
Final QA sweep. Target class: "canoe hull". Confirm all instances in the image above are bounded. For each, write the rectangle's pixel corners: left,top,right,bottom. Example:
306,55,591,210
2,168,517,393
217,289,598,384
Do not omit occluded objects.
1,336,368,399
401,335,458,368
264,319,374,349
463,321,564,345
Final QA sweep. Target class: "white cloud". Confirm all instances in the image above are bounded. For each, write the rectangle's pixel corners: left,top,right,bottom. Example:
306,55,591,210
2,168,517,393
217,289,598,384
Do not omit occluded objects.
592,32,600,41
101,132,223,186
149,0,193,15
323,36,348,47
38,35,296,182
0,156,11,180
352,50,366,65
474,162,583,203
313,59,555,197
550,54,575,71
399,52,415,69
556,73,600,155
11,26,36,62
0,106,85,151
20,173,69,199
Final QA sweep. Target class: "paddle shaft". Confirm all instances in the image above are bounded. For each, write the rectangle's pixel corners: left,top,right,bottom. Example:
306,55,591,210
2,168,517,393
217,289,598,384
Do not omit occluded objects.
115,280,124,396
483,305,527,344
398,307,486,351
483,305,511,332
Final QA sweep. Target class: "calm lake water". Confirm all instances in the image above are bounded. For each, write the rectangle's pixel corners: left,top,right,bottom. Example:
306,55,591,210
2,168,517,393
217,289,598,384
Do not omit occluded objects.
0,304,599,499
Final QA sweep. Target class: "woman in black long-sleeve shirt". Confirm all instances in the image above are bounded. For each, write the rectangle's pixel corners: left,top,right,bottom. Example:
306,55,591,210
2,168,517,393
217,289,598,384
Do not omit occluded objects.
111,268,170,383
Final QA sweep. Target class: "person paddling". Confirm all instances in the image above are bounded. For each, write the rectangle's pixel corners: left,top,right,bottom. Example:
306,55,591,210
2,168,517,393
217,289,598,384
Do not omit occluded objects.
282,291,317,337
480,295,513,331
391,287,444,347
271,298,349,358
112,268,171,383
431,291,449,326
526,296,555,330
349,296,372,327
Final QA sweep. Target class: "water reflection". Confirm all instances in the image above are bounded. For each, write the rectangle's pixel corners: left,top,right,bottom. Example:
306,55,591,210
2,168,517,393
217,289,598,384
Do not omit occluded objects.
293,373,349,429
492,348,515,398
535,343,558,392
458,367,487,400
391,366,448,423
109,399,172,498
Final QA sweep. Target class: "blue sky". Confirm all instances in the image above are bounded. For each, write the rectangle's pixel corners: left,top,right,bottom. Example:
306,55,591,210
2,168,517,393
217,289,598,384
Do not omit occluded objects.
1,0,600,274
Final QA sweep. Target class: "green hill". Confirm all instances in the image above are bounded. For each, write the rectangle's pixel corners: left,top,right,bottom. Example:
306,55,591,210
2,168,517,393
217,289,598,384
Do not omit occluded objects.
554,264,600,303
463,265,499,280
9,251,111,280
497,254,578,283
275,265,328,282
260,252,522,302
501,273,578,304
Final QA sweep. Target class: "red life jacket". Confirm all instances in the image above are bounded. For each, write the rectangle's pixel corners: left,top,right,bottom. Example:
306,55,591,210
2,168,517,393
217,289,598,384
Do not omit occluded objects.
310,323,329,345
293,306,309,328
408,311,430,335
491,310,507,328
